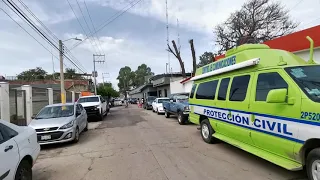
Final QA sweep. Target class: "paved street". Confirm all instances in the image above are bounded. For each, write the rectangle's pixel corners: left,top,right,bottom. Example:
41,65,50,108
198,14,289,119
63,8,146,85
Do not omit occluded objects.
33,105,307,180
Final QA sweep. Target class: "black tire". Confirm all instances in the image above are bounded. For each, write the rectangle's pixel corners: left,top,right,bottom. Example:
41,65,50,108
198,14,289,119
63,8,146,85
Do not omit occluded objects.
177,112,186,125
84,121,88,132
165,110,170,118
99,113,103,121
15,160,32,180
306,148,320,180
152,108,155,112
200,119,216,144
73,128,80,143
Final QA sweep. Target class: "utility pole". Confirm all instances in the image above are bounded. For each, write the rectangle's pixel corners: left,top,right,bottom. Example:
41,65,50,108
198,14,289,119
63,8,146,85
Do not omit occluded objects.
59,40,66,104
102,73,109,85
58,37,82,104
93,54,105,95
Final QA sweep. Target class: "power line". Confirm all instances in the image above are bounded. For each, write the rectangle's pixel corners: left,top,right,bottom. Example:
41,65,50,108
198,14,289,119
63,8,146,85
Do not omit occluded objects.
75,0,103,54
70,0,143,50
66,0,101,55
15,0,88,72
0,7,69,69
290,0,304,11
3,0,86,73
83,0,105,54
5,0,84,73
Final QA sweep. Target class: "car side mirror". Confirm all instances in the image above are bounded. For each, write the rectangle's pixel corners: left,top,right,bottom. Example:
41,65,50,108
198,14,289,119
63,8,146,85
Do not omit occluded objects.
266,89,287,103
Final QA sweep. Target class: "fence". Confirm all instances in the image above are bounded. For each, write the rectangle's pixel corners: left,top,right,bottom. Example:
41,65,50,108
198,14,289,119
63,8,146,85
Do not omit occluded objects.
9,89,27,126
66,91,72,103
53,90,61,104
32,87,48,116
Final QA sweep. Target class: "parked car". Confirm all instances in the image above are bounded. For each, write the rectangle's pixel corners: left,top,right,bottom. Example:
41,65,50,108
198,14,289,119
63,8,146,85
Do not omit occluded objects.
113,99,122,106
28,103,88,145
129,98,138,104
144,96,157,110
152,97,170,114
77,95,108,121
0,120,40,180
163,93,190,125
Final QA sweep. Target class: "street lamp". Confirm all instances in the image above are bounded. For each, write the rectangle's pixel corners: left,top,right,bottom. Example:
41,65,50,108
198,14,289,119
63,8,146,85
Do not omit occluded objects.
59,37,82,104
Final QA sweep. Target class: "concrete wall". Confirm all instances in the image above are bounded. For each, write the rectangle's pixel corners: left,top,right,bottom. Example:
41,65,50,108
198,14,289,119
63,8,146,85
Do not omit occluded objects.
184,81,193,93
156,85,170,97
170,79,184,94
294,48,320,63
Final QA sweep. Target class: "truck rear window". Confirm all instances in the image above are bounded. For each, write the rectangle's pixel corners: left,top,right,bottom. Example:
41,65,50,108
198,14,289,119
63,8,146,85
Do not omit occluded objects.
285,66,320,102
78,97,99,103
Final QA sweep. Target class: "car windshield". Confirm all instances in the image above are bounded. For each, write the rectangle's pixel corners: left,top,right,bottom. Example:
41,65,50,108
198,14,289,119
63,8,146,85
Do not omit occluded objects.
285,66,320,102
158,99,169,103
176,95,189,100
35,105,74,119
148,97,156,102
78,97,99,103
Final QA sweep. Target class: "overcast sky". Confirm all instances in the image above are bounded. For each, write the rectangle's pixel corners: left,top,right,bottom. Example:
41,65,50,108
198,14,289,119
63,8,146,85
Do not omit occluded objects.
1,0,319,90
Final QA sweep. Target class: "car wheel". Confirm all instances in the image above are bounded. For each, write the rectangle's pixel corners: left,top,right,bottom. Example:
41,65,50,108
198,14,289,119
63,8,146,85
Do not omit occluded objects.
15,160,32,180
306,148,320,180
165,110,170,118
200,119,216,144
178,112,186,125
152,108,155,112
84,121,88,132
73,128,80,143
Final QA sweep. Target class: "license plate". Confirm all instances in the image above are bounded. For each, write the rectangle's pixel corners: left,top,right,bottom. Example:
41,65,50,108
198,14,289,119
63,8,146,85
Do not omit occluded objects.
41,135,51,140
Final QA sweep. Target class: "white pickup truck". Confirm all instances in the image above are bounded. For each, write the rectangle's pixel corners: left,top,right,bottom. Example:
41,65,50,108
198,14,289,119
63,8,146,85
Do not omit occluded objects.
0,120,40,180
77,95,108,121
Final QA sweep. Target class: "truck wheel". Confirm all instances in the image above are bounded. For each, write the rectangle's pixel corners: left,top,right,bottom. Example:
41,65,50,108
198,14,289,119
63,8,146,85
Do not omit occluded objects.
177,112,186,125
165,110,170,118
306,148,320,180
200,119,216,144
15,160,32,180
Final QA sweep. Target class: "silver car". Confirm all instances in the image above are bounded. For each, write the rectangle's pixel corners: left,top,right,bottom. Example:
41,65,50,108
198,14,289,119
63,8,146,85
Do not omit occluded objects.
28,103,88,145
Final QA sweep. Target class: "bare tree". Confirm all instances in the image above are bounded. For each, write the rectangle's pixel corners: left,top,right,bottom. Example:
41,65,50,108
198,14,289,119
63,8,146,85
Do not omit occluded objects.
215,0,298,54
167,40,186,78
189,39,197,76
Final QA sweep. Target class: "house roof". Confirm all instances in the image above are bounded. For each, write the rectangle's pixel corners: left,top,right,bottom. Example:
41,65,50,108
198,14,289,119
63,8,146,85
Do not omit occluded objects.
150,72,192,81
264,25,320,52
214,25,320,61
128,83,153,95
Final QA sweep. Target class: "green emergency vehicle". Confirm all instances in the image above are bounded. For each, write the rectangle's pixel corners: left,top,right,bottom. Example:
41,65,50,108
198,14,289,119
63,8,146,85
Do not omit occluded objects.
189,37,320,180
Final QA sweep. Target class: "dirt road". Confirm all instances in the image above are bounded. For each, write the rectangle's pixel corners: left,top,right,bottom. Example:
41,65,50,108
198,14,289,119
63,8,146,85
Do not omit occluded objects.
33,105,307,180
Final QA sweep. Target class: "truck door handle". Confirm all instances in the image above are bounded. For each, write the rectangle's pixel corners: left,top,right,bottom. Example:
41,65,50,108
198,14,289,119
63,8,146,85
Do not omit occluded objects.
4,145,13,152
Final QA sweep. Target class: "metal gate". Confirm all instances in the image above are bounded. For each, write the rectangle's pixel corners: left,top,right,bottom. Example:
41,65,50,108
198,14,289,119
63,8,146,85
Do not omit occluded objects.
32,87,49,116
9,89,27,126
66,91,72,103
53,90,61,104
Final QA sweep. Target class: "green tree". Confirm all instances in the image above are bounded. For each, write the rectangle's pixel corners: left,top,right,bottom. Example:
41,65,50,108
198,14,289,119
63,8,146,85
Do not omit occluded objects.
215,0,298,53
97,83,119,98
197,52,215,68
17,67,47,81
117,66,134,96
134,64,154,87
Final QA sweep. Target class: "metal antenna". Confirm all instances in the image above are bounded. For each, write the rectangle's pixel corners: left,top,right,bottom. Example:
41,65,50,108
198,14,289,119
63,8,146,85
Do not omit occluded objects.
166,0,170,74
177,18,180,50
